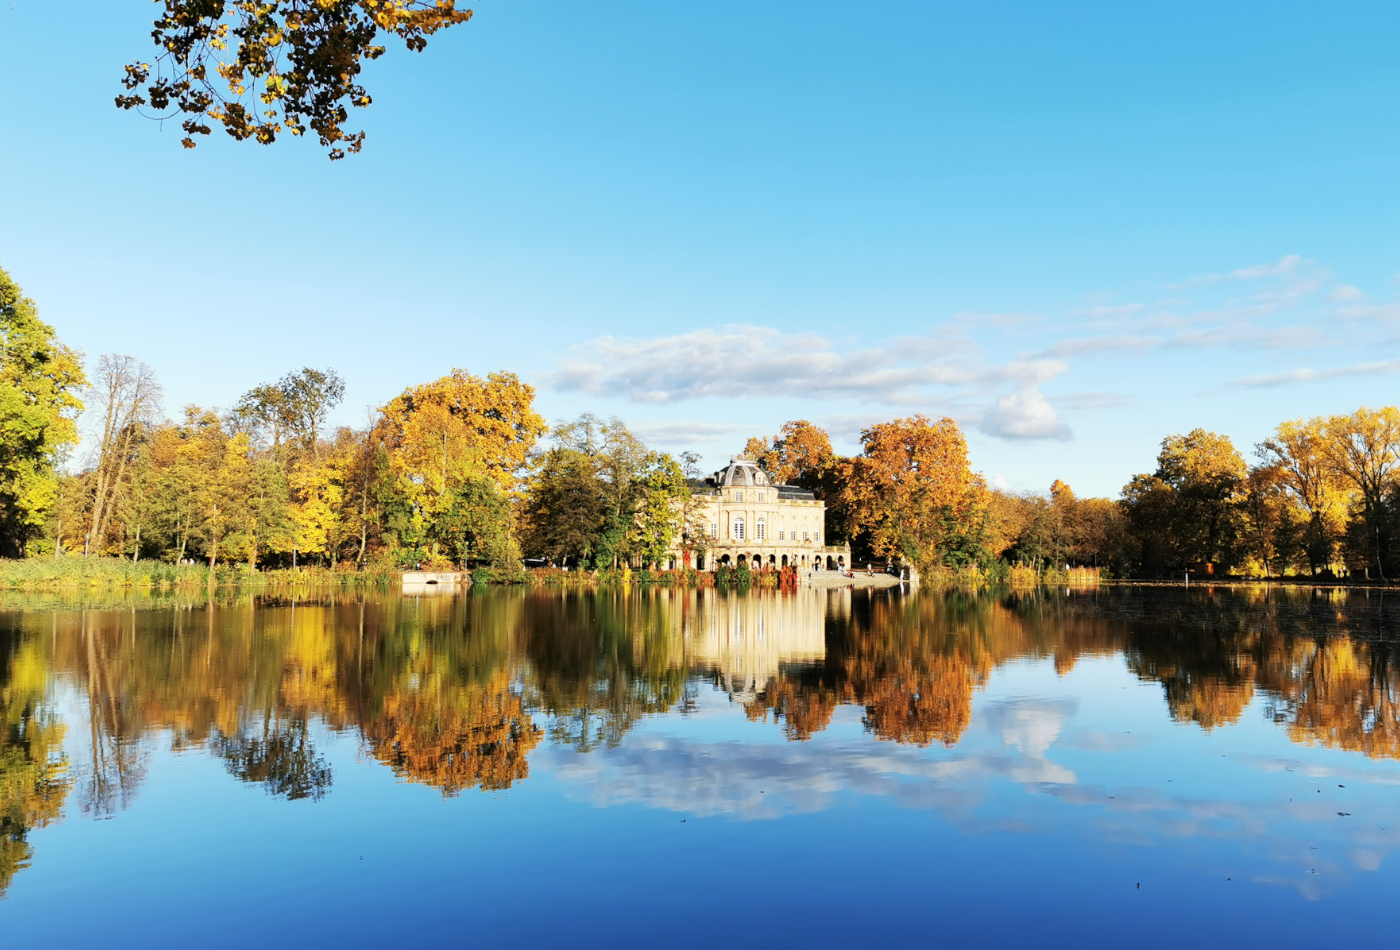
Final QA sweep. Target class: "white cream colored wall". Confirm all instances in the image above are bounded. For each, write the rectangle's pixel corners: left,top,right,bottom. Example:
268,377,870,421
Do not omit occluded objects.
669,488,848,568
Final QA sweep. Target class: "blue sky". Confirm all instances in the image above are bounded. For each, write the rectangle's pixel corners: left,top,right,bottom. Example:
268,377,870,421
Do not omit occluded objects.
2,1,1399,496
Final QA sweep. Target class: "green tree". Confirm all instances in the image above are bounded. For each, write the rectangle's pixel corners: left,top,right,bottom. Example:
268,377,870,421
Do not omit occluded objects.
236,367,345,455
435,475,518,568
0,266,87,556
520,445,607,566
525,414,650,569
624,453,689,567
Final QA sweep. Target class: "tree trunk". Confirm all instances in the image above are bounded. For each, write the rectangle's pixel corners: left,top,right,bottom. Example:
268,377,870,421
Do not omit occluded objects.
92,428,135,548
86,382,122,558
356,485,368,567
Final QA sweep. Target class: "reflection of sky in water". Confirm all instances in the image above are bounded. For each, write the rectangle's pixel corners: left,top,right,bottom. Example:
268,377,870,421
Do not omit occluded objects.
7,589,1400,947
547,657,1400,907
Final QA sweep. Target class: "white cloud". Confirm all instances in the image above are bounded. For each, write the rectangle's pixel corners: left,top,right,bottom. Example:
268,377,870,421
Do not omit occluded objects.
544,325,1083,443
1051,391,1135,411
1039,334,1160,357
553,323,1050,396
627,421,751,445
1220,358,1400,390
951,311,1044,329
1171,254,1313,289
545,325,993,404
1337,302,1400,323
1330,285,1365,301
978,387,1073,441
1229,254,1308,280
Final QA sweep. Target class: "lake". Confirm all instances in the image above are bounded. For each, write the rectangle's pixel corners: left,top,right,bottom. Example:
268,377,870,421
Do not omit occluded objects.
2,584,1399,947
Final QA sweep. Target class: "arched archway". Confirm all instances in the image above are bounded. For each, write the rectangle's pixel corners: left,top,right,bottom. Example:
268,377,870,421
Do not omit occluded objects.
826,555,837,570
781,554,788,568
720,554,732,566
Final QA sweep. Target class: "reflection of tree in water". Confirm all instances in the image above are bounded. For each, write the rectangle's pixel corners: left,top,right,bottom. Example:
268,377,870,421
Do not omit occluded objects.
739,586,1400,755
212,716,331,801
1125,627,1257,729
743,591,1011,747
519,591,691,752
1270,639,1400,758
361,673,538,794
0,585,1398,822
836,592,996,747
743,669,839,741
344,590,542,795
76,612,148,817
0,623,70,897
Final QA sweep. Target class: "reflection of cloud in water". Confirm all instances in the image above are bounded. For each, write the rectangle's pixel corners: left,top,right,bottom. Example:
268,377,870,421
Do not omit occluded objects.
980,698,1078,784
547,698,1083,820
547,692,1400,898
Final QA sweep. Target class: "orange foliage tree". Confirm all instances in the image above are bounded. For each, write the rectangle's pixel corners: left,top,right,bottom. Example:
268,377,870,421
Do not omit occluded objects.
743,420,835,487
835,415,988,569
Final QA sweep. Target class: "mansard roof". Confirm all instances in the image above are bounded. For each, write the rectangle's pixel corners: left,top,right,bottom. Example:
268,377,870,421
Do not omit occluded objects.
711,458,771,488
700,458,818,501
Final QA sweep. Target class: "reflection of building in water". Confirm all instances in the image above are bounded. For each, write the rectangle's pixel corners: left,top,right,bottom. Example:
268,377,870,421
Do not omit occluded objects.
688,589,840,701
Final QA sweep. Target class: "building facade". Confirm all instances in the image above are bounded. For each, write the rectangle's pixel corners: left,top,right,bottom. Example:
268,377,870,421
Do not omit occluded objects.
671,458,850,572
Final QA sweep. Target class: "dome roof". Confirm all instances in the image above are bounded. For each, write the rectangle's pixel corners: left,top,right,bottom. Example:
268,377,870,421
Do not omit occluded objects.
713,458,771,488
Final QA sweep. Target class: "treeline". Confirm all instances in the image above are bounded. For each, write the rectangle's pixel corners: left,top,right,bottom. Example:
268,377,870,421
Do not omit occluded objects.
1,264,992,575
5,262,1397,579
740,411,1400,581
977,411,1400,579
1120,413,1400,578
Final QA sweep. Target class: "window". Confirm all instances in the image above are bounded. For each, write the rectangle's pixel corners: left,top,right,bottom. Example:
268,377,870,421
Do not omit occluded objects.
815,531,819,543
734,491,743,502
710,523,718,538
779,529,785,540
803,530,809,542
758,492,765,502
757,518,766,540
734,517,745,540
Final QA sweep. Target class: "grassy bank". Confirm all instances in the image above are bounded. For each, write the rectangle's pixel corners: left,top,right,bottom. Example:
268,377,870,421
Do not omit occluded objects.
2,557,1104,594
0,556,396,592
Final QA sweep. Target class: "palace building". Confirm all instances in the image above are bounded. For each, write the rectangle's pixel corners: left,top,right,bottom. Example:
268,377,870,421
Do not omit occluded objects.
673,458,850,573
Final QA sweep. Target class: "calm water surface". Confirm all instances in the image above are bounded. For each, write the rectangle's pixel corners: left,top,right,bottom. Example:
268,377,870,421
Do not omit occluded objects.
3,585,1400,947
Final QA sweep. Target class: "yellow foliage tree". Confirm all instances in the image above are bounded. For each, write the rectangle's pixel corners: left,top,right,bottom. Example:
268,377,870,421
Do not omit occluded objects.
372,370,545,558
